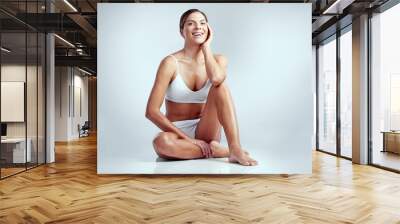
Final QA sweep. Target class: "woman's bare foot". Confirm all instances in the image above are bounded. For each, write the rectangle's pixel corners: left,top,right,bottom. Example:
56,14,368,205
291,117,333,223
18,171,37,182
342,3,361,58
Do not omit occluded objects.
210,140,230,158
228,148,258,166
210,140,250,159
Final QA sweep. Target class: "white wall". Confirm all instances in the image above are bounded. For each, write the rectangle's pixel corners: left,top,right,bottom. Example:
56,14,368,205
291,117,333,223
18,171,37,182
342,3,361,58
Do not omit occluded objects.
98,3,313,174
1,65,40,138
1,65,26,127
55,66,69,141
55,67,89,141
72,72,89,138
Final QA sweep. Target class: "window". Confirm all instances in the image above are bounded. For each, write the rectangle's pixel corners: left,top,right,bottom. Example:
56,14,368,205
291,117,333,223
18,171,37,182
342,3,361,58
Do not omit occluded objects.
339,29,352,158
318,37,337,154
371,3,400,171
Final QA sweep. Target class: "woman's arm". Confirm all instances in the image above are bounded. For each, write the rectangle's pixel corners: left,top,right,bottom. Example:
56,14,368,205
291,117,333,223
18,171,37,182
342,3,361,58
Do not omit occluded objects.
145,56,192,140
201,24,228,86
202,49,227,86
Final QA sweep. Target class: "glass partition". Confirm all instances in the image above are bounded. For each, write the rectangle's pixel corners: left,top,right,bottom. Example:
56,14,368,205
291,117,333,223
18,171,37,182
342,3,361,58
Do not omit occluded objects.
0,1,46,179
27,31,38,169
27,0,42,170
1,31,28,177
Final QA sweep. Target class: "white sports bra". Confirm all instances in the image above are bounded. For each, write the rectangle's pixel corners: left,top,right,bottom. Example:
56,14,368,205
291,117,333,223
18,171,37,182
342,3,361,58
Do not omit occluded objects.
165,55,212,104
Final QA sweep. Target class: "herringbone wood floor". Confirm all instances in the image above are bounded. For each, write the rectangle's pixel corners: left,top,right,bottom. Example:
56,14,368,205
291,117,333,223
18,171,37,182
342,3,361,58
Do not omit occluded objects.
1,134,400,224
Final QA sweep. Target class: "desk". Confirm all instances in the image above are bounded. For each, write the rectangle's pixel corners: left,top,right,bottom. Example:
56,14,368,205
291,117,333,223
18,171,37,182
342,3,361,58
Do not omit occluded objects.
382,131,400,154
1,138,31,163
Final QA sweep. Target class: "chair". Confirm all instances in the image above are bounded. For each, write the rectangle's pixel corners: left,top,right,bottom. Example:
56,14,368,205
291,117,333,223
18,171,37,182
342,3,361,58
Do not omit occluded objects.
79,121,90,138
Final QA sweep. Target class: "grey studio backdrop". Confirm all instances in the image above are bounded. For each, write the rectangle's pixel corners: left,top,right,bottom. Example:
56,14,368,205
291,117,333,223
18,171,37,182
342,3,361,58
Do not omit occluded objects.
98,3,313,174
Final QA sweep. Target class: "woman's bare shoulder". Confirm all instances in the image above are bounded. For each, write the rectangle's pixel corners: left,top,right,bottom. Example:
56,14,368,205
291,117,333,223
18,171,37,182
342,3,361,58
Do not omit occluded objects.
159,55,177,70
168,51,185,60
161,50,184,64
161,54,175,63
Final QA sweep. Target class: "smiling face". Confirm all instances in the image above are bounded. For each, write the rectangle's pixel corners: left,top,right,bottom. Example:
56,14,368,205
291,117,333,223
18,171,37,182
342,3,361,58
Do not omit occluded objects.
180,11,208,45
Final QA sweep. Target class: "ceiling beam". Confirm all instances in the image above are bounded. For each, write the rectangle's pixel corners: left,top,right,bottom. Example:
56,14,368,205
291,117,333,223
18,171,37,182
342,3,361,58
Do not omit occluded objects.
55,55,96,70
67,13,97,39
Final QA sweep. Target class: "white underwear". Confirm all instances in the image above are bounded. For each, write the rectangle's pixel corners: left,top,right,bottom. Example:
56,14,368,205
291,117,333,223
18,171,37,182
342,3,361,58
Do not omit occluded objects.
172,118,200,139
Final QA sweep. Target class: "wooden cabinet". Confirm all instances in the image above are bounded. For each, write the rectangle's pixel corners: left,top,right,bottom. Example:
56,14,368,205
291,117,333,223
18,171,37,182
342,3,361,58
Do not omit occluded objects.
382,132,400,154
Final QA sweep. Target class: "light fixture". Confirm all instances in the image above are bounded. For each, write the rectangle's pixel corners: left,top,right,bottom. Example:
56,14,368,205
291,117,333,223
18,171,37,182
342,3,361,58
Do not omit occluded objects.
78,67,93,76
54,34,75,48
1,47,11,53
76,48,85,55
63,0,78,12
